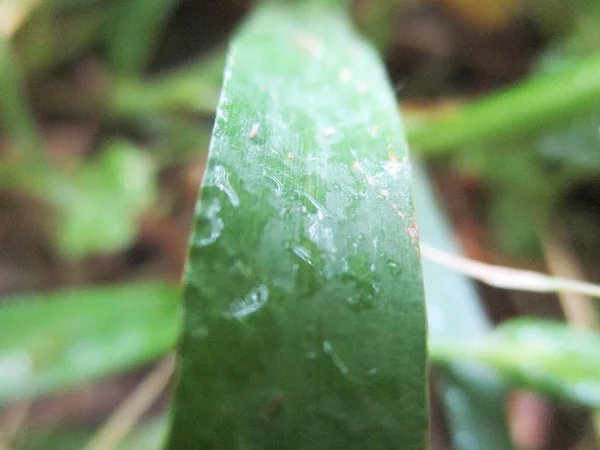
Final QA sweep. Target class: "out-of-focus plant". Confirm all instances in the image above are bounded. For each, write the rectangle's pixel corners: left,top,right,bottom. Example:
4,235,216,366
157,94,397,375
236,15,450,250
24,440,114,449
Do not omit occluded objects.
1,0,600,449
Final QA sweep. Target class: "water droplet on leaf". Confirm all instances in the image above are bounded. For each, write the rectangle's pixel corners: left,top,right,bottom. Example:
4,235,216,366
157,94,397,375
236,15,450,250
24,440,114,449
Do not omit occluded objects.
227,284,270,319
386,259,402,275
342,273,376,311
196,198,224,247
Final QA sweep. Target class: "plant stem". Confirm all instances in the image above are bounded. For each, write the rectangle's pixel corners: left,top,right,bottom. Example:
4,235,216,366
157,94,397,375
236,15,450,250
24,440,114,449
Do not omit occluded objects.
540,225,600,444
421,242,600,299
83,355,174,450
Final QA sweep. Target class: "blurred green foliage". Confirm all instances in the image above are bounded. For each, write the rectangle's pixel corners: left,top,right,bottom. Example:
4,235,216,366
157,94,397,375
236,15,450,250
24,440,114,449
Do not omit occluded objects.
1,0,600,448
430,319,600,408
0,282,180,402
413,161,514,450
48,142,156,257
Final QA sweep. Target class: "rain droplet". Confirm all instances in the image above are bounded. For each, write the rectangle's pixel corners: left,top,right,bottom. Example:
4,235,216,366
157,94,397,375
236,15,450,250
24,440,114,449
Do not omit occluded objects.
196,198,224,247
211,165,240,207
192,326,208,339
386,259,402,275
322,340,349,375
227,284,269,319
298,191,327,216
342,273,376,311
267,174,283,196
292,246,314,266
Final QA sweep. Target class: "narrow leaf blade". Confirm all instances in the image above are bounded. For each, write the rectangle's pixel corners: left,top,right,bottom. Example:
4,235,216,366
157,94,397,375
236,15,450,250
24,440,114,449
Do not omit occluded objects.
169,3,427,449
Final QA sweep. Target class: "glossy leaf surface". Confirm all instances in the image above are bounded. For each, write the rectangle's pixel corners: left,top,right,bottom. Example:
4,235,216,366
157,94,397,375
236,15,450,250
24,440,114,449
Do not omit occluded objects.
169,3,427,449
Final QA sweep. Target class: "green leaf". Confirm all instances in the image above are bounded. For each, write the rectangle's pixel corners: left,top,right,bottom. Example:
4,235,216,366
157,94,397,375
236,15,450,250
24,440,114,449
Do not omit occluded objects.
105,0,176,74
47,141,156,257
0,35,42,159
168,3,427,449
13,1,111,75
537,108,600,173
0,282,180,403
109,51,225,118
117,415,169,450
2,139,156,258
412,161,514,450
430,319,600,408
406,55,600,154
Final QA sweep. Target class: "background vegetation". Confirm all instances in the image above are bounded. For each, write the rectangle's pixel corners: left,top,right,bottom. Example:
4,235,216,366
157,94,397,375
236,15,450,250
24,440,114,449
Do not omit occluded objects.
1,0,600,449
